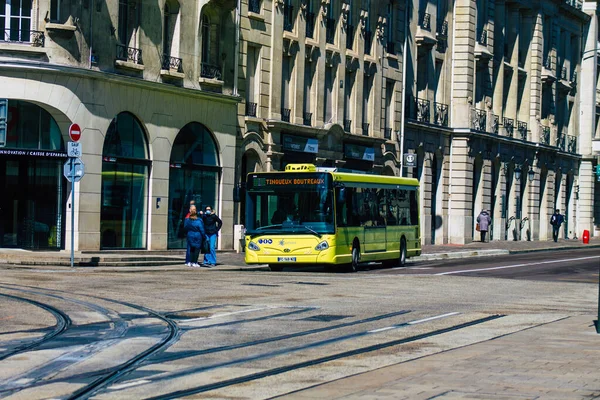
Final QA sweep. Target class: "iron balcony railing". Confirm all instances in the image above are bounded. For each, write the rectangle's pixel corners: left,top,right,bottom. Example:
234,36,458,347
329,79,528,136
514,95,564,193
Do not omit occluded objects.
437,20,448,38
303,112,312,126
306,12,315,38
326,17,336,44
478,29,488,46
543,53,553,70
2,29,45,47
556,132,566,150
116,44,143,64
567,135,577,153
246,102,257,117
419,12,431,31
384,127,392,139
284,4,294,32
471,109,487,132
565,0,583,10
346,25,354,49
343,119,352,132
540,126,551,145
364,30,372,55
200,62,222,80
490,114,499,134
161,55,183,72
434,102,448,127
281,108,291,122
249,0,261,13
415,98,430,123
517,121,528,141
362,122,370,136
503,117,515,137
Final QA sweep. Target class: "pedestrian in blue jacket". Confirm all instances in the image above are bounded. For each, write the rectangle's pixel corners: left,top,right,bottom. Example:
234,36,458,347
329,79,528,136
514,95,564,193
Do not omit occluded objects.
550,209,564,243
184,206,205,267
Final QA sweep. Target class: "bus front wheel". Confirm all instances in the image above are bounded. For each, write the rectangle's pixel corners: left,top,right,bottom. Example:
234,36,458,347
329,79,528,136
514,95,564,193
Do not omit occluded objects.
269,264,284,272
399,239,407,267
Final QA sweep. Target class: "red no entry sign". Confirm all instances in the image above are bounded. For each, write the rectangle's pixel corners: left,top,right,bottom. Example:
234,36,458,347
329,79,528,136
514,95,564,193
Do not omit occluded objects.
69,123,82,142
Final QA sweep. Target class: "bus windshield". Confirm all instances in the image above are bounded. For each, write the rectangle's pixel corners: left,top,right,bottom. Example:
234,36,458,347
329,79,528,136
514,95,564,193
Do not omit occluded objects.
245,173,334,236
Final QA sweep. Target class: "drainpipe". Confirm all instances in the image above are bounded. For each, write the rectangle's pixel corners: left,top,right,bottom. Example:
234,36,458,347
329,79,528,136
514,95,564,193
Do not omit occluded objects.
233,0,241,96
398,1,409,176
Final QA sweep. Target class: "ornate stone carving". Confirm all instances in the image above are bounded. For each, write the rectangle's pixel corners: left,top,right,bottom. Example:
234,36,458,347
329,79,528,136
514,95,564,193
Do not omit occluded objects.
275,0,285,9
359,9,368,33
321,0,330,17
376,15,387,40
341,2,350,28
300,0,307,16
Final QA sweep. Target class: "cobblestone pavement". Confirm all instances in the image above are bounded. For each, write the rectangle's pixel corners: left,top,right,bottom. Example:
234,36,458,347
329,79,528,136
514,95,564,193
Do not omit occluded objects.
279,316,600,400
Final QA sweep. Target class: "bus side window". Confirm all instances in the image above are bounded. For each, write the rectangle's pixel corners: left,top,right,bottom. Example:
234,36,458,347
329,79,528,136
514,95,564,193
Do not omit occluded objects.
410,190,418,224
336,187,347,226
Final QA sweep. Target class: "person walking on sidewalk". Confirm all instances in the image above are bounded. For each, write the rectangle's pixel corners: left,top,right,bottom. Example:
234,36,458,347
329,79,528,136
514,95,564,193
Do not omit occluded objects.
550,209,564,243
202,206,223,267
184,200,195,266
184,205,205,268
477,209,491,243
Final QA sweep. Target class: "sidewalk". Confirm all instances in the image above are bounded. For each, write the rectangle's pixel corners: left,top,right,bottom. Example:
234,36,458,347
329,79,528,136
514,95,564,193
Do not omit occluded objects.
0,237,598,268
278,315,600,400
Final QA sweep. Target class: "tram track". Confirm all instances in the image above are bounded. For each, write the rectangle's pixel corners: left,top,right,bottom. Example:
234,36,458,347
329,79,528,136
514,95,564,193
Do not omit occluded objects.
0,292,72,361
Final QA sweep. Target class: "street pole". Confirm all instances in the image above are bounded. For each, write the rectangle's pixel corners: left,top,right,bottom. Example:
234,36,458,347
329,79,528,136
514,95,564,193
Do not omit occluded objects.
70,157,75,268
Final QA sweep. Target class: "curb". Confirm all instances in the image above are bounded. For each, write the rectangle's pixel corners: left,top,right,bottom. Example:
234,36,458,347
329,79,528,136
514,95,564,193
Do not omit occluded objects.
508,243,600,255
409,249,510,263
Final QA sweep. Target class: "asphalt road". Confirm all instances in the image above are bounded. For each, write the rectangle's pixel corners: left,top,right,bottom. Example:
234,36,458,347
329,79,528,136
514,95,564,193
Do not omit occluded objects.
0,250,598,399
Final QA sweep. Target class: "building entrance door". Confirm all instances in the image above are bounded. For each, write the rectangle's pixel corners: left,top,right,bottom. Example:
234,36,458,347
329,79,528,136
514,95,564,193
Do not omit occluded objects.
0,157,65,249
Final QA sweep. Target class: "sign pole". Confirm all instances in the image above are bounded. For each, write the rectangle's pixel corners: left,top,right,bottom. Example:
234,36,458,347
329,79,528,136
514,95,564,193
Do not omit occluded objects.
70,157,75,268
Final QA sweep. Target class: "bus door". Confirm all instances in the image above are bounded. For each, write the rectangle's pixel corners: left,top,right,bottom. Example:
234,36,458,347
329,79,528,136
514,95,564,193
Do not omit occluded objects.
360,188,386,253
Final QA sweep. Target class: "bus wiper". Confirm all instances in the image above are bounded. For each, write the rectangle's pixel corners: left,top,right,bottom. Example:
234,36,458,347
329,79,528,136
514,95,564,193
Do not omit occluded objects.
299,225,321,238
256,224,282,230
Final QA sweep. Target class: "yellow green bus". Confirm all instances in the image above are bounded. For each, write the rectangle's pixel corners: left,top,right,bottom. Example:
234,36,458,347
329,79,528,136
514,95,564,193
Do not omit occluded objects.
244,164,421,272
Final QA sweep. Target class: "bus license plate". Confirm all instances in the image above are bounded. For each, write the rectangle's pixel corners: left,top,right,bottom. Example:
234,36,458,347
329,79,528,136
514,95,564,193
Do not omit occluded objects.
277,257,296,262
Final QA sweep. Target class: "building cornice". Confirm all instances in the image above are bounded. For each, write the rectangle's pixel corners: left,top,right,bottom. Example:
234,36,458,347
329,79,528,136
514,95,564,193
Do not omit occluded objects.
0,60,242,106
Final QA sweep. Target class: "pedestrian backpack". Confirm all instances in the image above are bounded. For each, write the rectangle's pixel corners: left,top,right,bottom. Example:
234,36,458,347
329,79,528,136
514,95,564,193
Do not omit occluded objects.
551,215,557,225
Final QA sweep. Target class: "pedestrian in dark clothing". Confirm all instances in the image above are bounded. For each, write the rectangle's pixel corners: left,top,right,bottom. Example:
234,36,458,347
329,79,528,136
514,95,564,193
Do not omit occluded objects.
202,206,222,267
184,206,205,267
550,208,564,243
477,209,492,243
184,200,196,266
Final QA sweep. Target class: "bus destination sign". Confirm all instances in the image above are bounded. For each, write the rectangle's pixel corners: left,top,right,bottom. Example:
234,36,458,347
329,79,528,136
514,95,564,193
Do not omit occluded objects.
249,173,330,190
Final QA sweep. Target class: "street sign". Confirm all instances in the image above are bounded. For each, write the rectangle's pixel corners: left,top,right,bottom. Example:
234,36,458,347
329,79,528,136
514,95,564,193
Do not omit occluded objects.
69,123,82,142
596,165,600,175
404,153,417,168
63,158,85,182
68,142,82,157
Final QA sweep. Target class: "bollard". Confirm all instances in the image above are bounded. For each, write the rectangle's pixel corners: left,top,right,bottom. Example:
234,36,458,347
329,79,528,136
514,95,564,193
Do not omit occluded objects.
583,230,590,244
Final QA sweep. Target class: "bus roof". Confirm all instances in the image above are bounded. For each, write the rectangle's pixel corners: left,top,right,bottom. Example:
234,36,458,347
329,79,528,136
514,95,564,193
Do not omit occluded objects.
250,164,419,187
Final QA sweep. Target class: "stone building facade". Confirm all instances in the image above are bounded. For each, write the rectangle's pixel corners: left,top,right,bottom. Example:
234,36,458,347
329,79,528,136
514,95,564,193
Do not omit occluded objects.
0,0,240,251
1,0,598,252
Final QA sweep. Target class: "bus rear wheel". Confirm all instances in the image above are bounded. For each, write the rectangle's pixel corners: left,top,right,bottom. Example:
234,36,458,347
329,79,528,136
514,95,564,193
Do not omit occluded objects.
399,239,407,267
269,264,284,272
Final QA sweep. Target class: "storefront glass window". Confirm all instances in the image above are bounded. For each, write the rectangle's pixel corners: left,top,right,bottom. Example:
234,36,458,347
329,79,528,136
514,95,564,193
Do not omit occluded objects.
100,112,149,249
168,123,220,249
0,101,65,250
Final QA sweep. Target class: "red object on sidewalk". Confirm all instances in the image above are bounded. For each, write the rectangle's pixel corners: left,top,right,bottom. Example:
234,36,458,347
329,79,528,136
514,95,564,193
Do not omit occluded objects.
582,230,590,244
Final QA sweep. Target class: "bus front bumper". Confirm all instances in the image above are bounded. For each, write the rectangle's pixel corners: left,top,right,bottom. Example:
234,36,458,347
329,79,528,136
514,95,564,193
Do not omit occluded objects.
245,247,340,265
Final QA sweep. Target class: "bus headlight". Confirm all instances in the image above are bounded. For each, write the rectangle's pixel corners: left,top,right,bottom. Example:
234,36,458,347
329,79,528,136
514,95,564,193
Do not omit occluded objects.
315,241,329,251
248,241,260,251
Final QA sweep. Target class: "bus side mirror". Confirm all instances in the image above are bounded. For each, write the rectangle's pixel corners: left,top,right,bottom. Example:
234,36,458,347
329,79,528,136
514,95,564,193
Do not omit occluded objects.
337,187,346,204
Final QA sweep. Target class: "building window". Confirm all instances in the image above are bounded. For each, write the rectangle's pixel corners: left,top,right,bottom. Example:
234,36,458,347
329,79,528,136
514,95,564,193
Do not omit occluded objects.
281,54,292,121
118,0,140,48
385,79,394,132
246,46,260,116
1,0,32,42
163,0,181,61
303,59,314,124
324,64,334,123
101,112,149,249
168,123,220,249
362,72,371,131
50,0,73,24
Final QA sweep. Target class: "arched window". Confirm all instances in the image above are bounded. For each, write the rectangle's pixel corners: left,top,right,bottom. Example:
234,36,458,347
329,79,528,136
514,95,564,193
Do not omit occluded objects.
100,112,150,249
0,100,66,250
167,122,220,248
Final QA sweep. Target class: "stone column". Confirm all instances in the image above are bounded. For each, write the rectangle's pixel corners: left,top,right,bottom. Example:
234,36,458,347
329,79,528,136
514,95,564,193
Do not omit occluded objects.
450,0,476,128
448,136,472,244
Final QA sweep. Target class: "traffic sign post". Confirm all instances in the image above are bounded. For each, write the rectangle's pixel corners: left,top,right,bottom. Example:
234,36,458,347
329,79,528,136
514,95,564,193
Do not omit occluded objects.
64,156,85,268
